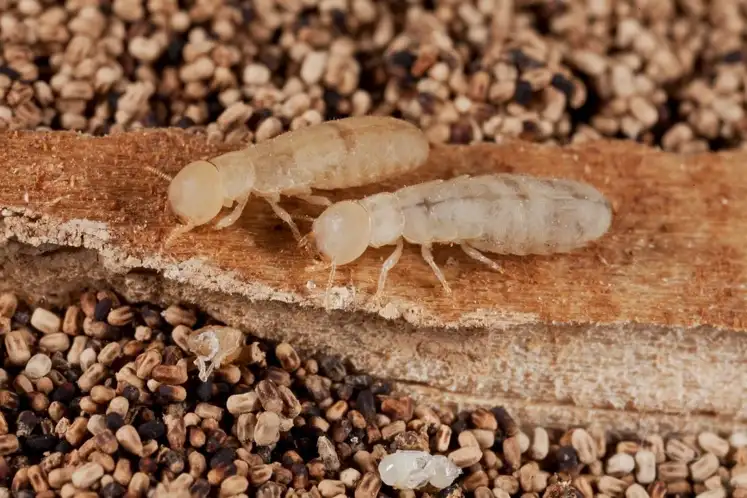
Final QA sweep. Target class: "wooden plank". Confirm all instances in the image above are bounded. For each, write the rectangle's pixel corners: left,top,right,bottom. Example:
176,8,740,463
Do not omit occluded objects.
2,128,746,433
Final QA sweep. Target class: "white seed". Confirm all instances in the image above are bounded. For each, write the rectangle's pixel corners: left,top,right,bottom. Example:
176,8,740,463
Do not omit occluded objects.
698,432,730,458
72,462,103,488
635,449,657,484
607,452,635,475
24,354,52,379
378,450,462,490
530,427,549,460
31,308,61,334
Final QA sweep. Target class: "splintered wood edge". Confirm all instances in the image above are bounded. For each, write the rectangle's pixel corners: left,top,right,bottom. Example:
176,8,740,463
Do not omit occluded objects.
1,128,747,332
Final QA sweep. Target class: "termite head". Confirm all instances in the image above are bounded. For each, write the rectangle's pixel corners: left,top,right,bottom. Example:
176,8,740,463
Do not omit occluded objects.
311,200,372,266
168,160,224,227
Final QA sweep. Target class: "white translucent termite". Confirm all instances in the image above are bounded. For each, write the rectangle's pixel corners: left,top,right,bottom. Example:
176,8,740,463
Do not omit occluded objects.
186,325,244,382
304,173,613,303
378,450,462,490
162,115,430,246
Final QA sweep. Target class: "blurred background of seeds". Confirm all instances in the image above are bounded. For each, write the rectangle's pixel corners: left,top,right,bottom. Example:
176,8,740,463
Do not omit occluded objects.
1,0,745,153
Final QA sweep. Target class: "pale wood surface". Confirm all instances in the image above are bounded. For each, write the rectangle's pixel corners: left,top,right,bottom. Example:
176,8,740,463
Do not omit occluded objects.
2,128,746,434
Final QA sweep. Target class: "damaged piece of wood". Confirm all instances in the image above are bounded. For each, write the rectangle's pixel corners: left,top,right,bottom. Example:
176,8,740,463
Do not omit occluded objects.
1,128,746,434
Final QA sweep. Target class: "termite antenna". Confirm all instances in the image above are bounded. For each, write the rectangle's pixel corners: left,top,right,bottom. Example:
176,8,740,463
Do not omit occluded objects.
144,166,173,182
298,232,320,258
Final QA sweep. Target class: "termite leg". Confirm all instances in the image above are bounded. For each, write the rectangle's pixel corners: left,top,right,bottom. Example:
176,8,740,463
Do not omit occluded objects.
214,195,250,230
163,222,195,248
324,262,337,310
460,243,504,273
261,196,303,241
420,244,452,295
371,238,404,304
297,194,332,207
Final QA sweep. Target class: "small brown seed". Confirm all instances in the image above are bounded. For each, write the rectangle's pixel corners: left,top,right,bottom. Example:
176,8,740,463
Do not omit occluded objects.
254,411,280,446
571,429,598,464
72,462,103,489
0,435,19,455
355,471,381,498
227,392,261,414
220,475,249,497
275,343,301,372
319,479,346,497
107,306,134,326
161,305,197,327
94,429,119,454
5,331,31,365
78,363,107,392
666,439,697,462
449,445,482,468
690,453,720,482
256,379,283,413
318,435,341,472
116,425,143,456
659,461,690,481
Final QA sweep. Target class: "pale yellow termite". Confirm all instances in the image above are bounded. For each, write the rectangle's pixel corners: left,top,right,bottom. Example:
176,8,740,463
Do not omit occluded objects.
163,115,430,246
304,173,613,303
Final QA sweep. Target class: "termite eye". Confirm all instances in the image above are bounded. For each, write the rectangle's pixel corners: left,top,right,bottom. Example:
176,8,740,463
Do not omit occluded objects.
168,160,224,227
312,201,371,266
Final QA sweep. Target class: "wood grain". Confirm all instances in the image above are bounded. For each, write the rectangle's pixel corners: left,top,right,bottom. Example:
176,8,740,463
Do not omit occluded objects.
2,128,746,434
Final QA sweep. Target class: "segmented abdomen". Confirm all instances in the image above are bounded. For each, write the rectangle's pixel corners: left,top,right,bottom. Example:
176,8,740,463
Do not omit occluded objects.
398,174,612,255
249,116,430,194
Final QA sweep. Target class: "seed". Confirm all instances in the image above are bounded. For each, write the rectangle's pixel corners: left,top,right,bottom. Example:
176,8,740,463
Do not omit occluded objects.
698,432,730,458
227,392,261,414
97,343,121,366
666,439,697,462
5,330,31,365
72,462,104,489
354,472,381,498
161,305,196,327
275,343,301,372
31,308,61,334
318,435,341,471
107,306,134,326
78,363,107,392
116,425,143,456
319,479,346,497
220,475,249,497
24,353,52,379
449,445,482,468
607,452,636,475
598,475,628,496
691,453,720,482
0,435,19,455
256,379,283,413
571,429,598,464
531,427,550,460
635,449,657,484
659,461,690,481
254,411,280,446
94,429,119,454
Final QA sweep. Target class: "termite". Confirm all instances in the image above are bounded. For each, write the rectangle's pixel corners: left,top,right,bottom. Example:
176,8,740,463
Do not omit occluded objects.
303,173,613,303
186,325,244,382
162,115,430,246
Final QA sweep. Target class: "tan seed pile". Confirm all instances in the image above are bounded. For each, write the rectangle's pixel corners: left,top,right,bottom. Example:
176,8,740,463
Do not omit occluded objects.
0,289,746,497
0,0,746,151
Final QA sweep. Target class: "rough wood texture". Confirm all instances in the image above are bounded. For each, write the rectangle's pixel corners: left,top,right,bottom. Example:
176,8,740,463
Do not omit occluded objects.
2,128,746,435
